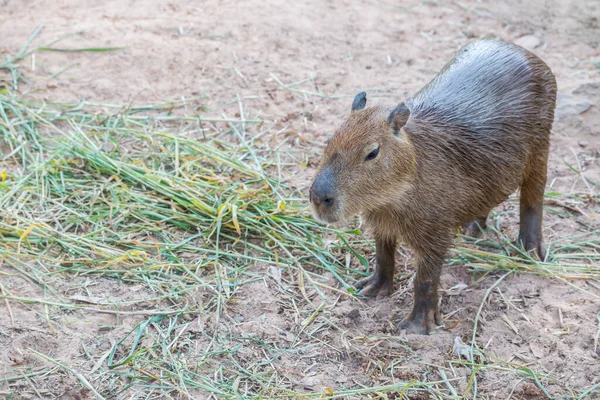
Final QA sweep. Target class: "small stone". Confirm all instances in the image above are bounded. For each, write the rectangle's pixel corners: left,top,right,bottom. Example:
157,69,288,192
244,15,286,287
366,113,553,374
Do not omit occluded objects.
9,355,26,366
46,79,58,89
578,140,588,148
279,330,294,342
346,308,361,320
514,34,542,50
234,315,245,323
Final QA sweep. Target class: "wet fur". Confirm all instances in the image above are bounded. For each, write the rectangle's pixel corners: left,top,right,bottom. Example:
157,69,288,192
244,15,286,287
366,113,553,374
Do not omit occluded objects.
310,40,557,334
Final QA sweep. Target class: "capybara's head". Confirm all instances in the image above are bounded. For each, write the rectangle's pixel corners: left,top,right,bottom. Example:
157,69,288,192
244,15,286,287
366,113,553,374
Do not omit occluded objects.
309,92,416,224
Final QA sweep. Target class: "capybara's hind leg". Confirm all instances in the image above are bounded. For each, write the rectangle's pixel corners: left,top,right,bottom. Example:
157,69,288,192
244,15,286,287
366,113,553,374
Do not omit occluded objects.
518,154,548,261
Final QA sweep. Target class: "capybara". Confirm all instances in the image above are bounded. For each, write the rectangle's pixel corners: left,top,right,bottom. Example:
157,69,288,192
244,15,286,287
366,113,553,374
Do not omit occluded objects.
309,39,556,334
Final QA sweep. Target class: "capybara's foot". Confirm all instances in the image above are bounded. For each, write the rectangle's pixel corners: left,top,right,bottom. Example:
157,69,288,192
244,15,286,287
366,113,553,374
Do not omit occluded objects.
462,221,484,238
517,205,546,261
397,306,442,335
355,274,393,300
461,216,487,238
515,236,547,261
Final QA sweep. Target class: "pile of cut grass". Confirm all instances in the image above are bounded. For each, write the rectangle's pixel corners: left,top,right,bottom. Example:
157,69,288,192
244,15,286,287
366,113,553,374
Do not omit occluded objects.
0,88,374,398
1,38,600,399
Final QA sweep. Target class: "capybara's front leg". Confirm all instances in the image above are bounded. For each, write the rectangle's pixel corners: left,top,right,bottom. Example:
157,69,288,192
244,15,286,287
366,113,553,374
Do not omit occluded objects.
356,234,396,300
398,239,448,334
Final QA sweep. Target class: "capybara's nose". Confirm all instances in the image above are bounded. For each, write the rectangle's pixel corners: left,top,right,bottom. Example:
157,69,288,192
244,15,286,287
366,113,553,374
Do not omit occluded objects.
310,170,336,207
310,189,335,207
310,187,335,207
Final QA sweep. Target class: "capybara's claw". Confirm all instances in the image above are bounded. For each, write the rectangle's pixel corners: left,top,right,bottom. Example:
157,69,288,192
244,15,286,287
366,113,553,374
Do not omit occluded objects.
398,307,442,335
355,275,393,300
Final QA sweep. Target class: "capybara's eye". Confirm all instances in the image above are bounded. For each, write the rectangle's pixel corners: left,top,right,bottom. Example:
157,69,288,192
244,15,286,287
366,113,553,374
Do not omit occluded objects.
365,147,380,161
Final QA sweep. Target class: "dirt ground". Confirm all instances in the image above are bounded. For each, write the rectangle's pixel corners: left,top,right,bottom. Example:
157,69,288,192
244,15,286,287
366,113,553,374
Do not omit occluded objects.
1,0,600,399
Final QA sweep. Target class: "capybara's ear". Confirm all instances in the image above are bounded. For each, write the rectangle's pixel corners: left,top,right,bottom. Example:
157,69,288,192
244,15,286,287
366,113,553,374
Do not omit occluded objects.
387,102,410,135
351,91,367,111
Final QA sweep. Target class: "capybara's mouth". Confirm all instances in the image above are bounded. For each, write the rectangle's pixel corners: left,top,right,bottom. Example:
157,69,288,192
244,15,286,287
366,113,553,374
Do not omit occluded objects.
309,202,341,225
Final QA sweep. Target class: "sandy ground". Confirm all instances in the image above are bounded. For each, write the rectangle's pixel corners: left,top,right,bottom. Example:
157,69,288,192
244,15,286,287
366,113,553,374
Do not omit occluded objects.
1,0,600,398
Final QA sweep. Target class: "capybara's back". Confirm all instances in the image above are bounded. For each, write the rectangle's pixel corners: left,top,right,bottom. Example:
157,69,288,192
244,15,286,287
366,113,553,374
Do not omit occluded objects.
409,40,556,134
405,40,557,233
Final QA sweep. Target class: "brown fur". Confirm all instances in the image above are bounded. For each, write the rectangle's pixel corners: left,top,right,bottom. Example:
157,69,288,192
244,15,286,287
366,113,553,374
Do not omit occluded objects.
309,39,557,334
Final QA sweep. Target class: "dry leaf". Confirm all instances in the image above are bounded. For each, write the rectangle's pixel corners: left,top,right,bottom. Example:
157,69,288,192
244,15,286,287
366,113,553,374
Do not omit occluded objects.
453,336,482,362
529,342,545,358
446,283,468,296
268,266,283,286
